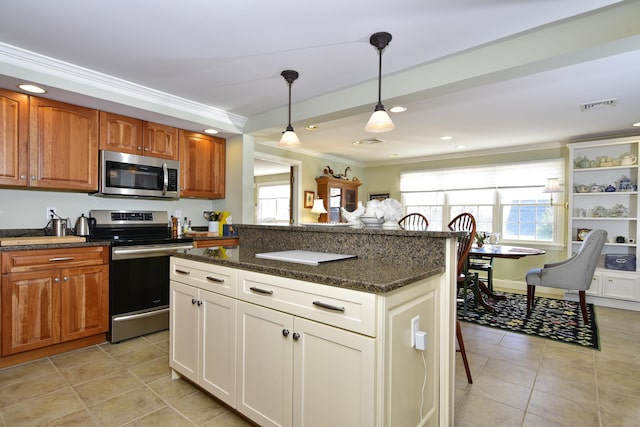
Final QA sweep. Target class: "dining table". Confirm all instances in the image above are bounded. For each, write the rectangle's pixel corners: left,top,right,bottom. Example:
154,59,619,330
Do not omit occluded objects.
468,244,546,312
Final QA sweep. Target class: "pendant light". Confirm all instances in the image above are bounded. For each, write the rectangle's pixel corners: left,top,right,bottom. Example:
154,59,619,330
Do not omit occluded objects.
279,70,301,147
365,32,395,133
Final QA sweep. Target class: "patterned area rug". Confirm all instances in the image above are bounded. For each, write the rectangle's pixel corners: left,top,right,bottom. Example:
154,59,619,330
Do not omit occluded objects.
457,291,600,350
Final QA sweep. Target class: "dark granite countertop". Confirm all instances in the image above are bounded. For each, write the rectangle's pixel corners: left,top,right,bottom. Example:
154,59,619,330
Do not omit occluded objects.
0,240,111,251
173,246,445,294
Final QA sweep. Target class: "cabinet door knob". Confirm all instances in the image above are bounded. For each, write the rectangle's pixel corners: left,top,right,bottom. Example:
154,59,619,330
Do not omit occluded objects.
282,329,290,337
293,332,300,341
31,176,37,180
20,175,26,179
191,298,197,305
197,300,202,306
63,276,69,281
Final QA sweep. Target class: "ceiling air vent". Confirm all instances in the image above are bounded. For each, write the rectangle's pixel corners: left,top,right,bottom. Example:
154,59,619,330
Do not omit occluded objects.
353,138,384,145
580,98,618,111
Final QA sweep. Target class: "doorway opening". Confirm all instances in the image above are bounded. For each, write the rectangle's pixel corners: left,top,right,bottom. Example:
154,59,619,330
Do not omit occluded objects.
253,154,301,224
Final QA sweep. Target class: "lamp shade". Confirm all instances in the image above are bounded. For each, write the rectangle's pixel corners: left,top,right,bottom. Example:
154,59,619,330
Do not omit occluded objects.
364,109,396,133
279,129,301,147
542,178,562,193
310,199,328,214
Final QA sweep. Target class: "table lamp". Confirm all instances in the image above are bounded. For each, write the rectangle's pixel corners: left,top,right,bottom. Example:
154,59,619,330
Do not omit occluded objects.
542,178,568,208
311,198,328,223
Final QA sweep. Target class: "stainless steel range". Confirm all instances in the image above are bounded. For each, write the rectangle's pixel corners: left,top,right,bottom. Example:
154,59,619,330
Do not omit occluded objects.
90,210,193,343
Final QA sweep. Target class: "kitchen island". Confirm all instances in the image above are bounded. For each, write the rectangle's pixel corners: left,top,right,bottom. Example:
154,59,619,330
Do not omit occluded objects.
170,224,462,427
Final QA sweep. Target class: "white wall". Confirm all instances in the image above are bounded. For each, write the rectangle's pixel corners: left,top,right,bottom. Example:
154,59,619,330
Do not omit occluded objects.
0,188,222,230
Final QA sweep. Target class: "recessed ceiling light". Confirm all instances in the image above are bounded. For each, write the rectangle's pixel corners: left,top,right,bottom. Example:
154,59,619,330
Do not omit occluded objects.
633,122,640,127
455,145,467,150
389,106,407,113
18,84,46,94
203,128,219,135
305,125,319,131
440,136,453,141
387,153,399,157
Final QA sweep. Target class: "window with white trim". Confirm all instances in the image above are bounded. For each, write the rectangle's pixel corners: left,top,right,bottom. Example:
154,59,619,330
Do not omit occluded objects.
400,159,564,244
257,182,290,224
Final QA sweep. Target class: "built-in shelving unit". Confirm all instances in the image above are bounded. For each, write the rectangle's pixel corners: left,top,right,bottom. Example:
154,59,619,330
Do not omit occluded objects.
568,136,640,310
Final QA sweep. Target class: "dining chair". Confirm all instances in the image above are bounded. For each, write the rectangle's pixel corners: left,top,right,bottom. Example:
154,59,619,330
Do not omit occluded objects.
397,213,428,230
447,213,481,313
447,212,477,384
525,229,607,323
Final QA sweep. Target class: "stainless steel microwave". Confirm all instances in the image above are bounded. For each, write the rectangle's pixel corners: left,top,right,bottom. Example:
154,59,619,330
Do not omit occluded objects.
98,150,180,199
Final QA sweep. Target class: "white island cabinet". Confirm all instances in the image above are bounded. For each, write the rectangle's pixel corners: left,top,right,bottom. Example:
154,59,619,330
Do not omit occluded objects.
169,259,237,407
169,252,453,427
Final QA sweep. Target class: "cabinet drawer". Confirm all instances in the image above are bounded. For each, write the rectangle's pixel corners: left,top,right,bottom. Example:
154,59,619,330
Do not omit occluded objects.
170,258,236,298
1,246,108,273
237,270,376,337
602,273,639,301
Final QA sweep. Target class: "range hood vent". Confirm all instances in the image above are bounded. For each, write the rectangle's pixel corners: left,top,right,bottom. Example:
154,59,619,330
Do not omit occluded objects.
580,98,618,111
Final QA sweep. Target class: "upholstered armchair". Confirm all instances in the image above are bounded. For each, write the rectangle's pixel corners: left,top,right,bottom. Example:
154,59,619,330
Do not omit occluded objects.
525,229,607,323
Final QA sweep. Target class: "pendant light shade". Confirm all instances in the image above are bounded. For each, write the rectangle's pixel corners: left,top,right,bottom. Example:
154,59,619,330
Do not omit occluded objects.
279,70,301,147
365,32,395,133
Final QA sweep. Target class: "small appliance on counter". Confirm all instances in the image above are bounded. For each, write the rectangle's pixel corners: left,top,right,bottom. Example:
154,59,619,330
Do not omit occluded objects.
45,209,70,236
74,213,96,236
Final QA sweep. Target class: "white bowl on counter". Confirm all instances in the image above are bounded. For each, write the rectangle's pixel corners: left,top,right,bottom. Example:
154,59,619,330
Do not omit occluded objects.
360,216,385,227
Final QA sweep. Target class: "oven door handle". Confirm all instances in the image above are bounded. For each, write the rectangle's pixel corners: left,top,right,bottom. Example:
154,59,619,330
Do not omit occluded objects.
112,243,193,260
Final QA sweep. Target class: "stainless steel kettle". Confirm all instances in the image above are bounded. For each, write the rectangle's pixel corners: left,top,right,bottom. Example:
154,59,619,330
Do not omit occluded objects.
47,218,68,236
74,214,95,236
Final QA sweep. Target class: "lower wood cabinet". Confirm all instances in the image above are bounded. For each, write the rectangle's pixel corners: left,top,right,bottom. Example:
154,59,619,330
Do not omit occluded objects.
192,238,239,248
1,246,109,357
170,256,449,427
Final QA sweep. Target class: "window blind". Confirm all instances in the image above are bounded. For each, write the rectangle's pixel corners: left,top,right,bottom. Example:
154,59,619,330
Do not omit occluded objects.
400,159,564,192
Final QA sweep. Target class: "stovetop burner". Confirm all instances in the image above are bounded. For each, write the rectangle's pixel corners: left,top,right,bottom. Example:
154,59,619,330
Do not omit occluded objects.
89,209,193,246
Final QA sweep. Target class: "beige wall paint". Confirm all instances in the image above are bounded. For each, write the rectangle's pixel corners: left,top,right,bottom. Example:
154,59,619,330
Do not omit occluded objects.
256,144,570,288
255,144,365,223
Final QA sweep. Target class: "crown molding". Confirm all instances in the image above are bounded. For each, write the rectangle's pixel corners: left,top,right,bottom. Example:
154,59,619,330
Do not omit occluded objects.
0,42,247,132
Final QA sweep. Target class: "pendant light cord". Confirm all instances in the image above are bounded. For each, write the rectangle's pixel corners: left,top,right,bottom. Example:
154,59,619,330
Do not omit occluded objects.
287,80,293,128
377,47,383,106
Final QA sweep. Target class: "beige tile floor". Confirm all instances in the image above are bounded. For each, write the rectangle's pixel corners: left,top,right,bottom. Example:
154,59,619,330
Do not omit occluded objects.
0,330,255,426
455,305,640,427
0,305,638,426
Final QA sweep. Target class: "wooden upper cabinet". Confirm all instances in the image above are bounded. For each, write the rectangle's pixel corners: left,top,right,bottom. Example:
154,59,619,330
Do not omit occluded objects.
29,97,99,191
100,113,178,160
0,89,29,187
99,112,143,155
143,121,179,160
179,130,226,199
